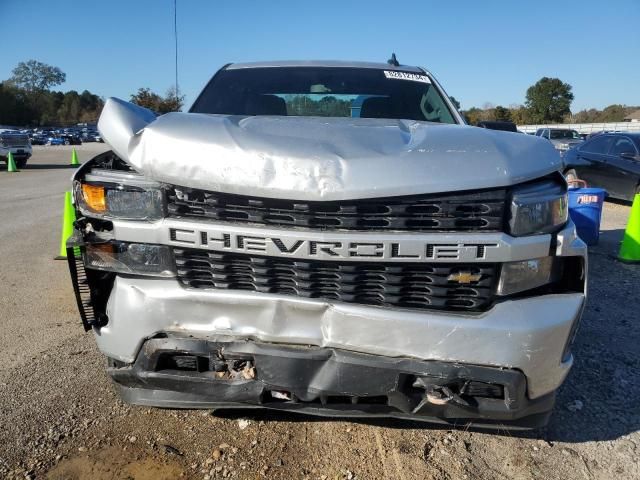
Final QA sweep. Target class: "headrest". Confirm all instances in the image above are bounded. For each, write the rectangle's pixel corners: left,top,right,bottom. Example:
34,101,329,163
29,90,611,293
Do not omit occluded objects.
360,96,394,119
245,94,287,116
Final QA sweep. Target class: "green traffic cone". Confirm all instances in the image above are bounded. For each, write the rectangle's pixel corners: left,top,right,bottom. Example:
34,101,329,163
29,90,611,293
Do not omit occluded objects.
70,148,80,167
55,191,76,260
618,193,640,263
7,151,19,172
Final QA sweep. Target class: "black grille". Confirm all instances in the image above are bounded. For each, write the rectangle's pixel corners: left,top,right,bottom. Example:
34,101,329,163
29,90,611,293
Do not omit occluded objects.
174,248,497,311
167,188,506,232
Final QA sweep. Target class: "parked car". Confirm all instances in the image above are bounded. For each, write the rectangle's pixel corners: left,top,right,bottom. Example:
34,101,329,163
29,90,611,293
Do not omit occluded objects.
0,129,32,168
82,131,103,143
535,128,583,155
60,134,83,145
46,136,65,146
29,134,48,145
564,132,640,201
65,59,586,430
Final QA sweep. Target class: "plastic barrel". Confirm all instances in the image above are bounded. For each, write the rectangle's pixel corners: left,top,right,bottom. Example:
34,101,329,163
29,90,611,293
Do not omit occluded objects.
568,186,607,246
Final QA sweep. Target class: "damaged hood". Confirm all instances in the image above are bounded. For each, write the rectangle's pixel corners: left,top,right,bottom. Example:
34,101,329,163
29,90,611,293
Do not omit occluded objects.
98,97,561,201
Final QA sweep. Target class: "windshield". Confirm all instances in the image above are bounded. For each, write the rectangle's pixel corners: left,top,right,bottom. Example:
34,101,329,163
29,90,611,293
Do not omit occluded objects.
550,129,581,140
191,67,457,124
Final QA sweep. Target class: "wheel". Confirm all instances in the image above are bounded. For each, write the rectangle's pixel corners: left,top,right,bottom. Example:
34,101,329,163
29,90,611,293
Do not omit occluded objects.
564,169,578,183
64,139,70,145
16,158,27,169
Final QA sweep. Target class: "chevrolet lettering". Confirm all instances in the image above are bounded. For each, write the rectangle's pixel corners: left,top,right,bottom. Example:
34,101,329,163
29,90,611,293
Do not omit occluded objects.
65,60,587,430
167,227,500,261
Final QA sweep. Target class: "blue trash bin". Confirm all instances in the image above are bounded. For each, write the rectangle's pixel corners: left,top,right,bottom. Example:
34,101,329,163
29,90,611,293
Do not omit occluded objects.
568,182,607,246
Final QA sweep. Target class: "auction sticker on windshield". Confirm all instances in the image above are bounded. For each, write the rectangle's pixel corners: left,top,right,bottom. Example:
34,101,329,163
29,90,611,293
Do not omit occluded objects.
383,71,431,83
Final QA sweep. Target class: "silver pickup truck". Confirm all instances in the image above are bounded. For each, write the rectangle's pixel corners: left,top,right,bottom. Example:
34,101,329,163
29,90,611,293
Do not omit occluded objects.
0,130,32,168
66,60,587,429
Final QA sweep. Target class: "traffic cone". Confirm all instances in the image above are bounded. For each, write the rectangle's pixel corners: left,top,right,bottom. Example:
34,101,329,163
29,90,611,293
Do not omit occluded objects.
618,194,640,263
55,191,76,260
7,151,19,172
70,148,80,167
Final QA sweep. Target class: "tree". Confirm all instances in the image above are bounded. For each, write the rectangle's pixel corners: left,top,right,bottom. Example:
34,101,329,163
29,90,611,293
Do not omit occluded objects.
492,105,512,122
130,87,164,111
9,60,66,93
0,82,35,125
57,91,81,124
463,107,483,125
130,86,184,114
525,77,574,123
509,105,532,125
599,104,631,122
449,96,461,110
158,85,185,113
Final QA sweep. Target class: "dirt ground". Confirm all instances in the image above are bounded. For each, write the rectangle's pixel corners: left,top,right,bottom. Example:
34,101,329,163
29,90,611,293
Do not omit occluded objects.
0,146,638,479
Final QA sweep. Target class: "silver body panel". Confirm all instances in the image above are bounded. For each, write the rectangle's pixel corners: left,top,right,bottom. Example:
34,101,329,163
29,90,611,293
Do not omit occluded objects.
97,97,560,201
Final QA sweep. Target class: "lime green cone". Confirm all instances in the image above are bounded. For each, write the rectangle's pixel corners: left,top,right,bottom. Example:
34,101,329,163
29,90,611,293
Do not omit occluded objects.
619,194,640,263
70,148,80,167
7,151,19,172
55,191,76,260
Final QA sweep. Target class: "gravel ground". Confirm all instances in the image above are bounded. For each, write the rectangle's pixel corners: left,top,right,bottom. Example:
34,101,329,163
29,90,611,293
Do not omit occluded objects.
0,146,638,479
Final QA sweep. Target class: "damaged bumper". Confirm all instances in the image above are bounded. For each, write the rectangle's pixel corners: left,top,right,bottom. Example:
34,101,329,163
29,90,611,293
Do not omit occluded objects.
99,275,582,401
111,337,556,429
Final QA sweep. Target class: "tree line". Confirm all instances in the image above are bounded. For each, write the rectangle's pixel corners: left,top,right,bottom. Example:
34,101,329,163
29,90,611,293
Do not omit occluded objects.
0,60,183,127
461,76,638,125
0,60,103,126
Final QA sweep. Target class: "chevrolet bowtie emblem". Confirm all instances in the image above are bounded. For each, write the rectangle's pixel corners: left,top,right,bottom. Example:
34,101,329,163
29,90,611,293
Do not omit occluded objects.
447,271,482,284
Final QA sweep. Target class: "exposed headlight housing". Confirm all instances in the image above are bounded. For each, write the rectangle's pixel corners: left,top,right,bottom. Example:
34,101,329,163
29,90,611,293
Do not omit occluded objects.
85,242,175,277
497,257,559,296
74,170,164,220
508,179,568,236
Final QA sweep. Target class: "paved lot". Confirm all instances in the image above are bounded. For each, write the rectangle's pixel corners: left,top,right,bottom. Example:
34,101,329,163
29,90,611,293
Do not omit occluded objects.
0,146,638,479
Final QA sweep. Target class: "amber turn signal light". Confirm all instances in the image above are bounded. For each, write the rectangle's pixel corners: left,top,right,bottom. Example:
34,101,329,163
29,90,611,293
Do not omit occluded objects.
81,184,106,212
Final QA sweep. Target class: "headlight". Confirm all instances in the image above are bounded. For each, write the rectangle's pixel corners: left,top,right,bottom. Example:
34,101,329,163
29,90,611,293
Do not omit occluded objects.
74,176,164,220
85,242,175,277
508,180,568,236
496,257,558,296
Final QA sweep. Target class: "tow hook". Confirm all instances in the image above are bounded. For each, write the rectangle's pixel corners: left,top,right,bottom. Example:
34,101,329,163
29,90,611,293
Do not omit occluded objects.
412,381,471,413
426,385,471,406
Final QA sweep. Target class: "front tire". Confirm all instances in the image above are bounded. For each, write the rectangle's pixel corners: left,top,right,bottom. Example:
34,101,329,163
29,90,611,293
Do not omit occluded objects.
16,158,27,169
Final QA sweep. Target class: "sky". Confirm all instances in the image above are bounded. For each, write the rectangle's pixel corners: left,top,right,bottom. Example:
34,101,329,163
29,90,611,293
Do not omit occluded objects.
1,0,639,112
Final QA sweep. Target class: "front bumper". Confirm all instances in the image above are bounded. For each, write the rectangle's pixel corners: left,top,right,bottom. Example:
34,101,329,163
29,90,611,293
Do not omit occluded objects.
68,217,587,425
110,337,556,429
99,275,583,400
1,150,31,160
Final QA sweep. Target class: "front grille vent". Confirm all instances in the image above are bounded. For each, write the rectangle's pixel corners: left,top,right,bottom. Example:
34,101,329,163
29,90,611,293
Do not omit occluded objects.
67,247,99,331
0,135,29,147
174,248,496,312
167,188,507,232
